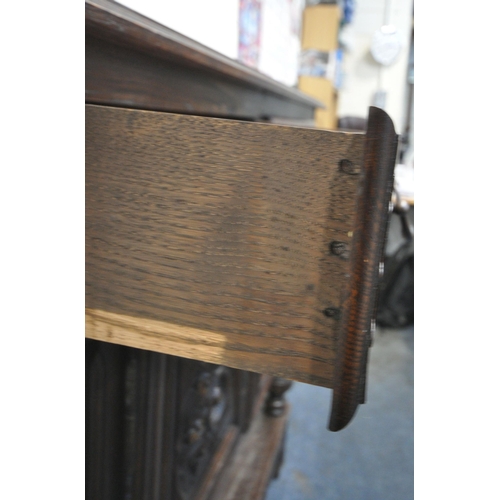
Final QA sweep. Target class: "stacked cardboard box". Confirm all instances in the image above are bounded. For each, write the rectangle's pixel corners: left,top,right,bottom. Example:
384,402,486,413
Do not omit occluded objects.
299,4,340,129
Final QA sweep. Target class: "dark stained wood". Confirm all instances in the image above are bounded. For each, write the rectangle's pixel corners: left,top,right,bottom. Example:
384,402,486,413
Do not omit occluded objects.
85,104,367,388
86,0,320,120
174,360,238,499
194,373,272,500
235,372,270,433
85,340,127,500
85,340,181,500
194,425,239,500
265,377,293,417
124,348,178,499
207,405,290,500
87,339,271,500
329,106,399,431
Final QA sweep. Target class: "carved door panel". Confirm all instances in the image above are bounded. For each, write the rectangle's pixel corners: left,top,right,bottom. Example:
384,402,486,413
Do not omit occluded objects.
86,339,266,500
175,361,236,499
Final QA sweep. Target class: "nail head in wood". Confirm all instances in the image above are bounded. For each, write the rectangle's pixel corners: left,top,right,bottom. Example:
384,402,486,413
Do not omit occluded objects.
339,159,360,175
323,307,341,320
329,241,349,259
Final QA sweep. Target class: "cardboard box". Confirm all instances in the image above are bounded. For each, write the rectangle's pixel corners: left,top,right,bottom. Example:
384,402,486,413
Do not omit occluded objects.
301,4,340,51
298,76,337,129
298,5,340,129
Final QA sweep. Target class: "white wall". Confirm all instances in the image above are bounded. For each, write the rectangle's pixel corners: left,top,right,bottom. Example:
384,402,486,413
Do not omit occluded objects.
338,0,413,134
258,0,305,86
116,0,240,60
116,0,303,87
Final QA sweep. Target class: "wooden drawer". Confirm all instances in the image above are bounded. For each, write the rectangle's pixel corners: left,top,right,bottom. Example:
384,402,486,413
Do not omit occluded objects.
86,103,397,430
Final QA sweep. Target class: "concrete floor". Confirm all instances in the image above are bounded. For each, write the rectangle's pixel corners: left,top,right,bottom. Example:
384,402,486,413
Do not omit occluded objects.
266,325,414,500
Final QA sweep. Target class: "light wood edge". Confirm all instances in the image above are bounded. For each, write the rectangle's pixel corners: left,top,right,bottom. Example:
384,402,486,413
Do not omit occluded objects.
86,308,331,387
86,307,230,365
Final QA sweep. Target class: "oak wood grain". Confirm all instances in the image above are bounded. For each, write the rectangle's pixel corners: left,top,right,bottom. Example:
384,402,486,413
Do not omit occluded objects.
86,104,366,388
